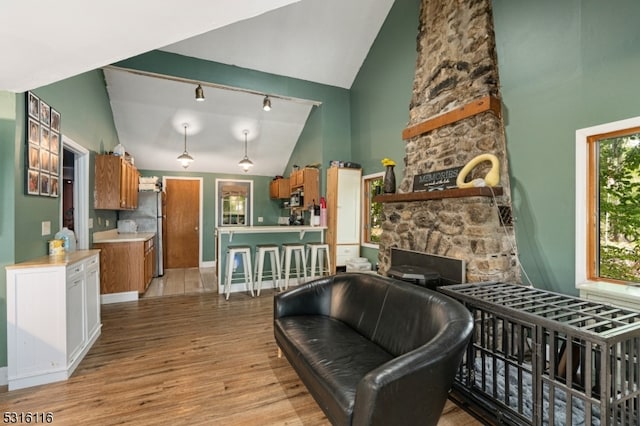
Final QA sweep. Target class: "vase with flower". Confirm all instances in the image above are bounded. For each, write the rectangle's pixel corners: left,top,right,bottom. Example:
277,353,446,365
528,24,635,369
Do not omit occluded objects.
381,158,396,194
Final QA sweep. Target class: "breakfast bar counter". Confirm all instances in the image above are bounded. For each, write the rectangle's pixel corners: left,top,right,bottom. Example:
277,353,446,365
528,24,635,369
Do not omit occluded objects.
215,225,327,291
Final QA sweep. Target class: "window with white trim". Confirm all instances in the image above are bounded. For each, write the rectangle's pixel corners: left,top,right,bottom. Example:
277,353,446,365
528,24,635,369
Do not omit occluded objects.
576,117,640,288
362,172,384,247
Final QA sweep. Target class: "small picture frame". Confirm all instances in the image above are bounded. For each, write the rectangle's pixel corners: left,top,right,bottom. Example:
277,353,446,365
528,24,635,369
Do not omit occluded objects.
50,132,59,153
40,173,50,196
40,149,50,172
40,126,50,150
28,92,40,119
28,144,40,170
50,153,59,175
28,118,39,144
50,176,59,197
27,170,40,195
50,108,60,132
40,101,51,127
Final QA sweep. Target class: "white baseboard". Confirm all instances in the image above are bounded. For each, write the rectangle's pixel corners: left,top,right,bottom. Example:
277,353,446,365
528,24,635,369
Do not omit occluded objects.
201,260,215,268
100,291,138,304
0,367,7,386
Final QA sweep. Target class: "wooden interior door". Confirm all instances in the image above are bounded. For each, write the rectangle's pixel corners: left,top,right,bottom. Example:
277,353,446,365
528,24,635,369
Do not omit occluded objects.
165,179,200,268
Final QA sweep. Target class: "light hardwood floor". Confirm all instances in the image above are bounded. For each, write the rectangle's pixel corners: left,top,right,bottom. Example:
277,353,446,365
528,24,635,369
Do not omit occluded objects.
0,269,482,425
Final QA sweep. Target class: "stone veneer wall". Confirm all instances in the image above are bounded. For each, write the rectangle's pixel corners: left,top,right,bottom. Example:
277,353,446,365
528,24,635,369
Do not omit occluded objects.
378,0,520,283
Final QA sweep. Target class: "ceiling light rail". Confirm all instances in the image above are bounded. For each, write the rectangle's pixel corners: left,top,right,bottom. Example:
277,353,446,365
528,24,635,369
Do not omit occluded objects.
104,65,322,108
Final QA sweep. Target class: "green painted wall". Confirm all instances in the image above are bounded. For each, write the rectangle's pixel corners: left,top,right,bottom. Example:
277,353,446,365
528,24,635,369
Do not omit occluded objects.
349,0,421,266
0,91,18,368
0,69,121,368
139,170,281,262
493,0,640,295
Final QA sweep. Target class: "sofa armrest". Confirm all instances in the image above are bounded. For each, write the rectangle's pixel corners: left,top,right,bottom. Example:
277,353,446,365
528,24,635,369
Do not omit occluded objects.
274,276,334,319
352,317,473,426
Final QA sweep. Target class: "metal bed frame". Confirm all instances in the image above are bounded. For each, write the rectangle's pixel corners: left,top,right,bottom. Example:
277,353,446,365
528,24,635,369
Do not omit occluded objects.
440,282,640,425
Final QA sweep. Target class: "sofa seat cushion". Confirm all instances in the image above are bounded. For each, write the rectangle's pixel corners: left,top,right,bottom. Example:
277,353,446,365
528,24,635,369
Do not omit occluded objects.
275,315,394,425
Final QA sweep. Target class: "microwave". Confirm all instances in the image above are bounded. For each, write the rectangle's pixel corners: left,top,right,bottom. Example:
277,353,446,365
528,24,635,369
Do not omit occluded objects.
290,192,303,207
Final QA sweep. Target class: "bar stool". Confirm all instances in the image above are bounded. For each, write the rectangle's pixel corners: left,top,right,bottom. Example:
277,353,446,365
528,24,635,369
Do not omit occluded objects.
307,242,331,278
254,244,282,296
224,245,254,300
281,243,307,289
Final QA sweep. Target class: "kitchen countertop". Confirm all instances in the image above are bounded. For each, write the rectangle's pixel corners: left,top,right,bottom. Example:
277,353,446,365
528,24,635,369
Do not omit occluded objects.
6,249,101,269
215,225,326,242
93,229,156,243
216,225,326,233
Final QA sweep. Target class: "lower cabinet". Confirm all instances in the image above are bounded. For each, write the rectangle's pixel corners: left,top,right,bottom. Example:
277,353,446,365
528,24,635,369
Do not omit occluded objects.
95,236,154,295
5,250,101,390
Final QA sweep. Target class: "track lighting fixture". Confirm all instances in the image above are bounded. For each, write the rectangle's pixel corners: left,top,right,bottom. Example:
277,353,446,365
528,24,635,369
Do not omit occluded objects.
238,129,254,172
262,96,271,111
195,84,205,102
177,123,194,169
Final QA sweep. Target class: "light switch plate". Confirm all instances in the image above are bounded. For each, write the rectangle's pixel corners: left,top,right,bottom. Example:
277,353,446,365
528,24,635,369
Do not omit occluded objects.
41,221,51,236
89,218,94,229
258,217,263,223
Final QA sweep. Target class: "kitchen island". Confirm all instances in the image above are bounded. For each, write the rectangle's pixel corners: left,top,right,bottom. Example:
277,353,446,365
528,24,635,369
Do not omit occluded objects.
215,225,326,294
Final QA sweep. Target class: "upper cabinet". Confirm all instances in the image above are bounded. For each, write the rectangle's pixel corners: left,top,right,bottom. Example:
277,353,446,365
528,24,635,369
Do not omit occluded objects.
289,168,320,208
269,177,290,199
94,154,139,210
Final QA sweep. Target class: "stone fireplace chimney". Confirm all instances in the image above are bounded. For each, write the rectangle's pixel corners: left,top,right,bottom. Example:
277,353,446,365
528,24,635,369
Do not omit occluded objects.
377,0,520,283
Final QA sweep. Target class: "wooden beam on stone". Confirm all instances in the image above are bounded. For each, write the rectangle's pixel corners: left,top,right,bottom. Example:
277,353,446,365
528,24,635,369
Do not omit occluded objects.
402,95,501,140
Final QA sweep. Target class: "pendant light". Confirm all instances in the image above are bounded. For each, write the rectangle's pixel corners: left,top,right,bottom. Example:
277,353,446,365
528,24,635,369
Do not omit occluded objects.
262,96,271,111
238,129,253,172
195,84,205,101
177,123,194,169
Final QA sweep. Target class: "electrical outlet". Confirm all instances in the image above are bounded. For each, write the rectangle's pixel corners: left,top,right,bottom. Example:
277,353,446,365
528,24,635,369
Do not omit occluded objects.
98,217,102,226
88,218,94,229
41,221,51,236
258,216,263,223
106,219,110,227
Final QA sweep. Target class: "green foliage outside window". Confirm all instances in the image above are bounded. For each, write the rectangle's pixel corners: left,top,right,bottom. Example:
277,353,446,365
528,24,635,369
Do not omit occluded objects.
369,178,383,243
598,134,640,282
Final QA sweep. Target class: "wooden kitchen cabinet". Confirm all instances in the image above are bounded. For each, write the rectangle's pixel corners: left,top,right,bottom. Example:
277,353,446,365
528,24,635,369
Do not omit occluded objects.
326,167,362,273
94,236,154,295
289,168,320,207
269,177,290,199
5,250,101,390
94,154,139,210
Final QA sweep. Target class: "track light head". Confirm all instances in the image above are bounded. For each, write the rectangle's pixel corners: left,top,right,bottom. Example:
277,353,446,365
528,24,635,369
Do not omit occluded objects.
262,96,271,111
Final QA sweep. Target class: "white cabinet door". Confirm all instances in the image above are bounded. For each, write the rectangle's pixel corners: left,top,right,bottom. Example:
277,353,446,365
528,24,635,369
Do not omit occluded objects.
66,272,85,364
85,255,101,340
336,169,361,244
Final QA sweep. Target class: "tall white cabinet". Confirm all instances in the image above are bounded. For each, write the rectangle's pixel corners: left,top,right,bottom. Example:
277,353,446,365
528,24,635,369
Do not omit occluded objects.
327,167,362,273
6,250,101,390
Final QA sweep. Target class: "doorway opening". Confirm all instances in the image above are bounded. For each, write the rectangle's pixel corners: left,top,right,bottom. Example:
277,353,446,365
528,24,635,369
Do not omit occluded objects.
61,136,90,249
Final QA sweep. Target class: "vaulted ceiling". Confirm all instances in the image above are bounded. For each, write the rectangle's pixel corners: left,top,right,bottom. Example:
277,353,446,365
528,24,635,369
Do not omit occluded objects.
1,0,397,175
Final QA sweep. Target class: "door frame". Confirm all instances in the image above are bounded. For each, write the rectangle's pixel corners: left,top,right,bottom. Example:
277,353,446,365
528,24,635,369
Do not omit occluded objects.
61,135,89,250
162,176,204,267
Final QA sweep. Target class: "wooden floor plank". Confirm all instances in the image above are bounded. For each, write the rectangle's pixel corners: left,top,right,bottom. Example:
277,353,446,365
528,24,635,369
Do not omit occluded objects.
0,271,481,425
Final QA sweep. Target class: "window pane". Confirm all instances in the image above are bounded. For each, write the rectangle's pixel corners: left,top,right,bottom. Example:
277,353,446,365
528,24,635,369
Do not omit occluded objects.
597,132,640,283
363,176,383,244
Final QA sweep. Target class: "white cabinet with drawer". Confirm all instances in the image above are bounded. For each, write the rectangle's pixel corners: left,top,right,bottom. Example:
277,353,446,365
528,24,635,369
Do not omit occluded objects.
5,250,101,390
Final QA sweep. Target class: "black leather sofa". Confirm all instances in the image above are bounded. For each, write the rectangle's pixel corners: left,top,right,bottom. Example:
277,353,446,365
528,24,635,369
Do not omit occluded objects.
274,273,473,426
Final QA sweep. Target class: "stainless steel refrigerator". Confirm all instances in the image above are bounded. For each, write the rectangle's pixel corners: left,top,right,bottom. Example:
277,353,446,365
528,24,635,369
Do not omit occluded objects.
119,191,165,276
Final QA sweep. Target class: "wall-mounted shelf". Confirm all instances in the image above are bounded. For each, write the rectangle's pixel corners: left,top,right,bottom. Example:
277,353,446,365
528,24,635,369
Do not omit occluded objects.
373,186,503,203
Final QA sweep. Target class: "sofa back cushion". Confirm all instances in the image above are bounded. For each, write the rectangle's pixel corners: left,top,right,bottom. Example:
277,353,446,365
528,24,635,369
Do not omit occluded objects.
328,274,390,341
329,273,466,357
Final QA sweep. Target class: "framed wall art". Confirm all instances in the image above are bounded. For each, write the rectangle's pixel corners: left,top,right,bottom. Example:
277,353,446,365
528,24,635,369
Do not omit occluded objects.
25,91,61,197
